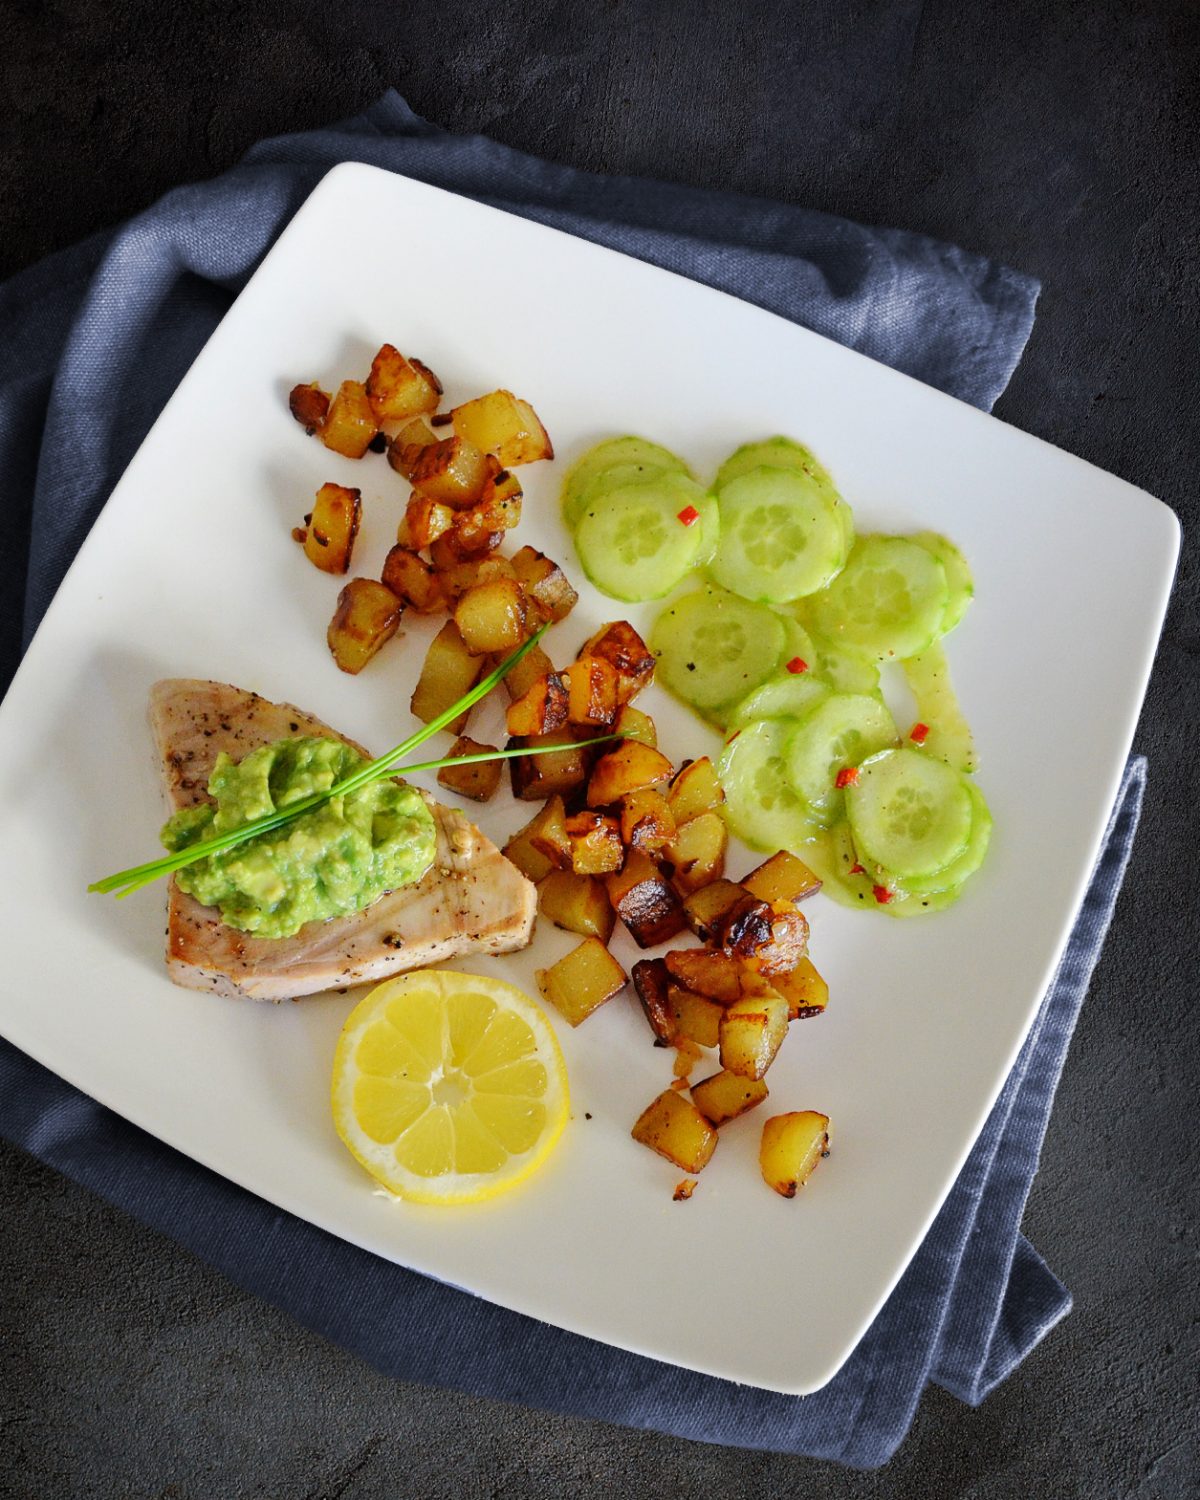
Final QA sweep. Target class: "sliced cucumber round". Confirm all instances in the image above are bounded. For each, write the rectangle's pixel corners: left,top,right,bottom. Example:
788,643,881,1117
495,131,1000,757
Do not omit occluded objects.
806,535,949,660
784,692,898,824
710,467,846,603
845,747,973,879
651,587,786,719
561,436,688,527
728,673,831,730
911,530,974,635
717,718,823,852
901,779,992,893
574,475,707,602
792,604,882,694
714,437,838,494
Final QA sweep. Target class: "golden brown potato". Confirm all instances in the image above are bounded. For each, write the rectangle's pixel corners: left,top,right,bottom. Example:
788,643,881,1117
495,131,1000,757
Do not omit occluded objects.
581,621,656,703
663,811,727,895
691,1070,769,1127
501,810,558,883
436,554,515,602
587,741,674,807
631,1090,717,1173
454,578,528,656
767,956,830,1021
380,545,444,613
759,1111,830,1197
619,789,676,854
436,735,501,803
302,482,361,574
386,416,438,480
612,703,657,747
510,546,579,625
506,672,569,738
525,794,572,868
605,849,687,949
508,731,591,802
666,757,725,826
718,992,789,1081
451,488,521,557
320,380,378,459
397,492,456,552
741,851,822,907
663,948,743,1004
681,878,745,941
538,870,615,943
564,811,625,876
410,620,486,734
718,898,809,975
502,642,555,702
411,435,492,507
667,984,724,1049
288,381,330,434
450,389,554,466
536,937,626,1027
563,656,620,729
366,344,442,423
327,578,403,674
631,958,675,1045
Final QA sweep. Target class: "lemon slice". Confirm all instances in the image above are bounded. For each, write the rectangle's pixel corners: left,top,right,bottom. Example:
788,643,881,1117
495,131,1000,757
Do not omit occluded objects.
331,969,570,1205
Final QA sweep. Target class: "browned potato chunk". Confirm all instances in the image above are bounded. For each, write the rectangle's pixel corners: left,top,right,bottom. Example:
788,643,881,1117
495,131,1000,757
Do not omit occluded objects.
564,811,624,875
506,672,569,738
450,389,553,466
410,620,486,734
742,850,822,906
327,578,403,674
667,984,724,1049
619,789,676,853
691,1069,769,1127
663,947,743,1004
436,553,515,602
667,757,725,825
380,545,444,613
759,1111,830,1197
563,656,620,729
538,870,615,943
681,878,745,941
502,809,557,883
663,811,727,895
631,1090,717,1173
511,546,579,624
606,849,687,949
502,642,555,702
386,416,438,480
718,897,809,975
536,937,626,1027
587,741,673,807
411,435,492,507
581,621,656,703
612,703,657,747
320,380,378,458
451,488,522,557
768,956,830,1020
454,578,528,656
436,735,501,803
288,381,329,433
524,794,571,867
302,482,361,574
397,492,456,551
508,731,591,802
631,958,674,1045
719,992,789,1081
366,344,442,422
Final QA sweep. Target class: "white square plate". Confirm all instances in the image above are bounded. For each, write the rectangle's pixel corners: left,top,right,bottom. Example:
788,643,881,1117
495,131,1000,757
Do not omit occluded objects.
0,164,1178,1394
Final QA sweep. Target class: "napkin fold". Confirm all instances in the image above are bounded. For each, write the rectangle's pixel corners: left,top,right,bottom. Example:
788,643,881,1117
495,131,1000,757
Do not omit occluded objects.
0,93,1137,1468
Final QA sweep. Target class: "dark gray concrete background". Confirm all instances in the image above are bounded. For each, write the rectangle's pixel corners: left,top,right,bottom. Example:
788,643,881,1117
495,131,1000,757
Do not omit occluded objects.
2,2,1198,1496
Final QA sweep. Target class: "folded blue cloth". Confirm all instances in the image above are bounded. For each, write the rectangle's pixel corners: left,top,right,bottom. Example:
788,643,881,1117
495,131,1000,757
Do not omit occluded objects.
0,93,1140,1468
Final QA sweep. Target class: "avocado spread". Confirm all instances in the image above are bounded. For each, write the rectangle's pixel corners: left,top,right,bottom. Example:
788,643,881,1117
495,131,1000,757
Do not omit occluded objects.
160,736,437,939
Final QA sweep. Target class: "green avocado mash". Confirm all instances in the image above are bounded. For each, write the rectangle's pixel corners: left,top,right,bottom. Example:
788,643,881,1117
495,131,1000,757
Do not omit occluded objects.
160,736,437,939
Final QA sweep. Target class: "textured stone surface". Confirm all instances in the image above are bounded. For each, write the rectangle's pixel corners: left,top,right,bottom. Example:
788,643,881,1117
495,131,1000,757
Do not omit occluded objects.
1,1,1198,1495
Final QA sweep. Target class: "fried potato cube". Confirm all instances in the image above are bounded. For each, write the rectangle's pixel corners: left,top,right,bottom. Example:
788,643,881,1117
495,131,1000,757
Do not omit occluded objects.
663,811,727,895
508,731,591,802
759,1111,830,1198
380,545,444,613
302,482,361,574
631,1090,717,1173
605,849,687,948
411,435,492,507
451,492,521,558
538,870,615,943
681,878,745,941
327,578,403,674
667,984,724,1049
502,642,555,702
587,741,673,807
397,492,456,552
525,794,571,868
612,703,657,747
768,956,830,1021
410,620,486,734
619,789,676,853
454,578,528,656
718,897,809,975
386,416,438,480
366,344,442,422
436,553,515,602
667,757,725,825
631,958,674,1044
536,937,626,1027
581,621,656,703
719,992,789,1081
691,1069,769,1127
450,389,553,466
663,947,743,1004
511,546,578,624
436,735,501,803
288,381,330,433
563,656,620,729
506,672,569,738
320,379,378,458
742,850,822,906
565,811,624,876
502,809,558,883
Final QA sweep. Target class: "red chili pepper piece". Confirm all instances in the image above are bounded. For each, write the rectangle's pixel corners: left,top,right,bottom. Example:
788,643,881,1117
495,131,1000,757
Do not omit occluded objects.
677,505,700,527
873,884,894,904
835,767,859,789
910,722,930,744
785,656,809,675
849,862,865,875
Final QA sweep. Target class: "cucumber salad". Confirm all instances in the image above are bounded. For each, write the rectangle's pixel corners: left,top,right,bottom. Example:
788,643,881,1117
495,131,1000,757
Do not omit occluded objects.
562,435,990,916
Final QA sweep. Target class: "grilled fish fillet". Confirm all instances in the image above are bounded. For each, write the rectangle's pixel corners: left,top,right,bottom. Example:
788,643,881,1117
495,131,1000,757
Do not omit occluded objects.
149,679,536,1001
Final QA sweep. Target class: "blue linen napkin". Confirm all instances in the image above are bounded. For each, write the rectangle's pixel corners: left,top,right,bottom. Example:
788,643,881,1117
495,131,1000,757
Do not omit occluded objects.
0,92,1142,1468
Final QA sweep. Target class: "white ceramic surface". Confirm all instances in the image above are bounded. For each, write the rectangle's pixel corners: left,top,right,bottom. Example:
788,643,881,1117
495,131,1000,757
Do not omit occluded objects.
0,164,1179,1394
